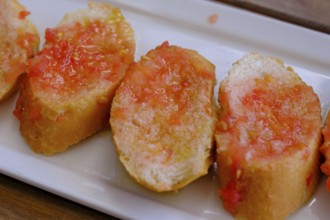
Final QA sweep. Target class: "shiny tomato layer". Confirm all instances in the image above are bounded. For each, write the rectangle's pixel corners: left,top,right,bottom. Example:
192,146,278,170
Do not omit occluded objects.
27,16,134,98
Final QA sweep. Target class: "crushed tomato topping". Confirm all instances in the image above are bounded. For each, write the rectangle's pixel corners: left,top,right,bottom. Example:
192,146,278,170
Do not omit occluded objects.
121,41,213,124
320,112,330,191
18,10,30,20
27,20,131,96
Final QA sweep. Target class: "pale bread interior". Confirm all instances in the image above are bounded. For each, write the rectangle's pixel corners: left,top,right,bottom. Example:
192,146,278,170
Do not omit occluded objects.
0,0,39,100
111,44,217,192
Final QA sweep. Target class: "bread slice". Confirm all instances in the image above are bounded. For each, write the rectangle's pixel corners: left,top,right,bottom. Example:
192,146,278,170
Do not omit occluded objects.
320,111,330,191
14,2,135,155
215,52,322,220
110,42,217,192
0,0,39,102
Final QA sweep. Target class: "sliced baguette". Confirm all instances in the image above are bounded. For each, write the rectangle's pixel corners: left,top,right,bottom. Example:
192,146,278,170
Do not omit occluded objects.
320,111,330,191
0,0,39,102
14,2,135,155
110,42,217,192
215,52,322,220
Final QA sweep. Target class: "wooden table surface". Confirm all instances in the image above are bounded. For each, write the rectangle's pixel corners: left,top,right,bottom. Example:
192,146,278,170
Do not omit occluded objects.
215,0,330,34
1,0,329,220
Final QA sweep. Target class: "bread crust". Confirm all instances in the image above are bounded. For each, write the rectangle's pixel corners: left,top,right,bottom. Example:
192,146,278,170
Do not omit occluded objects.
15,78,117,154
14,2,135,155
215,52,322,220
320,111,330,191
110,42,217,192
0,0,39,102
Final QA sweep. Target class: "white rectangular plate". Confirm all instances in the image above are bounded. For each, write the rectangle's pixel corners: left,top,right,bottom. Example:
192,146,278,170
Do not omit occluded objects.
1,0,330,219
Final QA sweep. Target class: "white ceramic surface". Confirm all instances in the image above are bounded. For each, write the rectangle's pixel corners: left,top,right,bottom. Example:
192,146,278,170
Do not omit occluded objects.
1,0,330,219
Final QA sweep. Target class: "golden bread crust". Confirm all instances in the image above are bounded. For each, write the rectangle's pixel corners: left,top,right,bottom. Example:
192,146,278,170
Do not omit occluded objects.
15,78,116,154
320,111,330,191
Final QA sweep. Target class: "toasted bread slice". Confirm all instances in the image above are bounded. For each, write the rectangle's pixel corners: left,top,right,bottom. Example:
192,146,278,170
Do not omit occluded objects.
320,111,330,191
215,52,322,220
110,42,217,192
14,2,135,155
0,0,39,102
